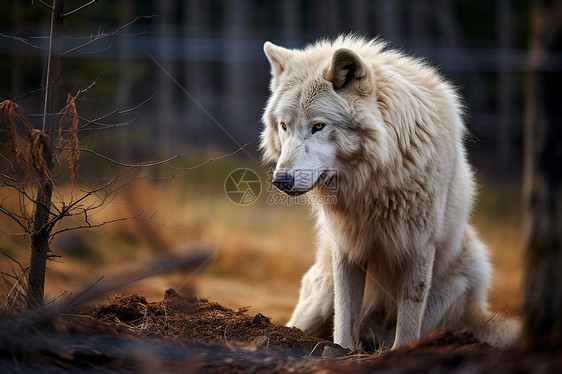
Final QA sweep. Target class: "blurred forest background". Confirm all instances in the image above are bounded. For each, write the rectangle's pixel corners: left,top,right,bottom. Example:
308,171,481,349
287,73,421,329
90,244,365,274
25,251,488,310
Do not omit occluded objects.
0,0,539,322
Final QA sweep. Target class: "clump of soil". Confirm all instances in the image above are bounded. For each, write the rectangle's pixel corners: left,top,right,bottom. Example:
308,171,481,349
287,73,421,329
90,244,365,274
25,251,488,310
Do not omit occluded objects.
80,289,330,356
1,289,561,373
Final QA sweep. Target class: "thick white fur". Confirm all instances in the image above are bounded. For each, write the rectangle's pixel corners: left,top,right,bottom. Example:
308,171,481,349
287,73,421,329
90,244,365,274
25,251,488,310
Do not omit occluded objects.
261,35,520,350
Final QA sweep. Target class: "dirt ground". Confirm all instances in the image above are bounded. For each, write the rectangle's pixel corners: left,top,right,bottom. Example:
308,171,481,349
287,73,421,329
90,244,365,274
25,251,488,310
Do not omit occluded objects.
0,289,559,373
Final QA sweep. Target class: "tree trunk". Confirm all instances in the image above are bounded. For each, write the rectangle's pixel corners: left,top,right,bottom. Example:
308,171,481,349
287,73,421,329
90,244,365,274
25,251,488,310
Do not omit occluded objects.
27,0,64,309
522,0,562,349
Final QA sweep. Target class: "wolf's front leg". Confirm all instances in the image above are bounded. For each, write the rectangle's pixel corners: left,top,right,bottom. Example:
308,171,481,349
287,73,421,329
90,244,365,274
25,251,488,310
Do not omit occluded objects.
332,249,366,350
391,245,436,349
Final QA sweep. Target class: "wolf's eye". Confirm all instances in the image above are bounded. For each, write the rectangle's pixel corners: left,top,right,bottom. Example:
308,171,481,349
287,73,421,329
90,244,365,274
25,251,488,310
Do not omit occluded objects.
280,122,287,131
312,123,326,134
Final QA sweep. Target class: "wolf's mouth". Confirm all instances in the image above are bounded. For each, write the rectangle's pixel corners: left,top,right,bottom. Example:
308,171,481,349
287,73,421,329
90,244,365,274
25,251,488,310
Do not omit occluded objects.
284,189,308,196
272,186,309,196
273,170,334,196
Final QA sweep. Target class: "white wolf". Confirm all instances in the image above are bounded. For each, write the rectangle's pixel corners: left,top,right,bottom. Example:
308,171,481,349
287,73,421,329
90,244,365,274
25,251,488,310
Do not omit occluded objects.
260,35,520,350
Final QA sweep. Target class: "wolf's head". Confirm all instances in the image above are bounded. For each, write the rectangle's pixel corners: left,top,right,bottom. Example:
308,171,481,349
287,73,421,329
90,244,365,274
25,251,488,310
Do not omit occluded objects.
260,37,391,196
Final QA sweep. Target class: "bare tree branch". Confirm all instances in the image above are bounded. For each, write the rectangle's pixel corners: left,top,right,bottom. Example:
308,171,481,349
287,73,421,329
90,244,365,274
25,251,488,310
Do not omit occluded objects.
67,144,248,172
77,118,135,130
0,249,26,274
44,290,68,305
63,0,97,18
39,144,248,232
77,91,157,130
75,44,112,55
0,172,20,184
0,264,29,311
0,205,30,233
1,178,58,215
36,0,53,11
14,87,47,102
49,212,143,240
116,91,159,115
71,148,189,168
0,33,47,51
35,168,136,236
69,73,102,103
44,75,103,124
62,15,156,56
166,145,249,172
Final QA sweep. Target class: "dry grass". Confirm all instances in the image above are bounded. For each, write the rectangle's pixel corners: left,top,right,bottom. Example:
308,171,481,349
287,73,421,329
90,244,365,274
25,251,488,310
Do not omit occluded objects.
0,165,523,323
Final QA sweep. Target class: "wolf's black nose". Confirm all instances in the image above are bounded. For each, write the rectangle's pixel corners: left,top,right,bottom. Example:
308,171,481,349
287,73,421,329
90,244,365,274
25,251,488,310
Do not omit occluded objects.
273,173,294,191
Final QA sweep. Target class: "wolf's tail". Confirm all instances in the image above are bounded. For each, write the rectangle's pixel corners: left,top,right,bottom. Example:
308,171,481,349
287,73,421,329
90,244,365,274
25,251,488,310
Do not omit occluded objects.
462,226,522,347
466,310,521,347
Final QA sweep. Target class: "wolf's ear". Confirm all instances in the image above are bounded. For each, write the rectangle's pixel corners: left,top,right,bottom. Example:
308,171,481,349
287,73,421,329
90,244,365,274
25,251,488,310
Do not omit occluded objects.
264,41,292,77
325,48,368,92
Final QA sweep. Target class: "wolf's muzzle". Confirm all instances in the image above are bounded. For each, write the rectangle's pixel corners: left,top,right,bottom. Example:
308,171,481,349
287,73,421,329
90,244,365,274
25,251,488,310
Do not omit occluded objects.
272,172,295,192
